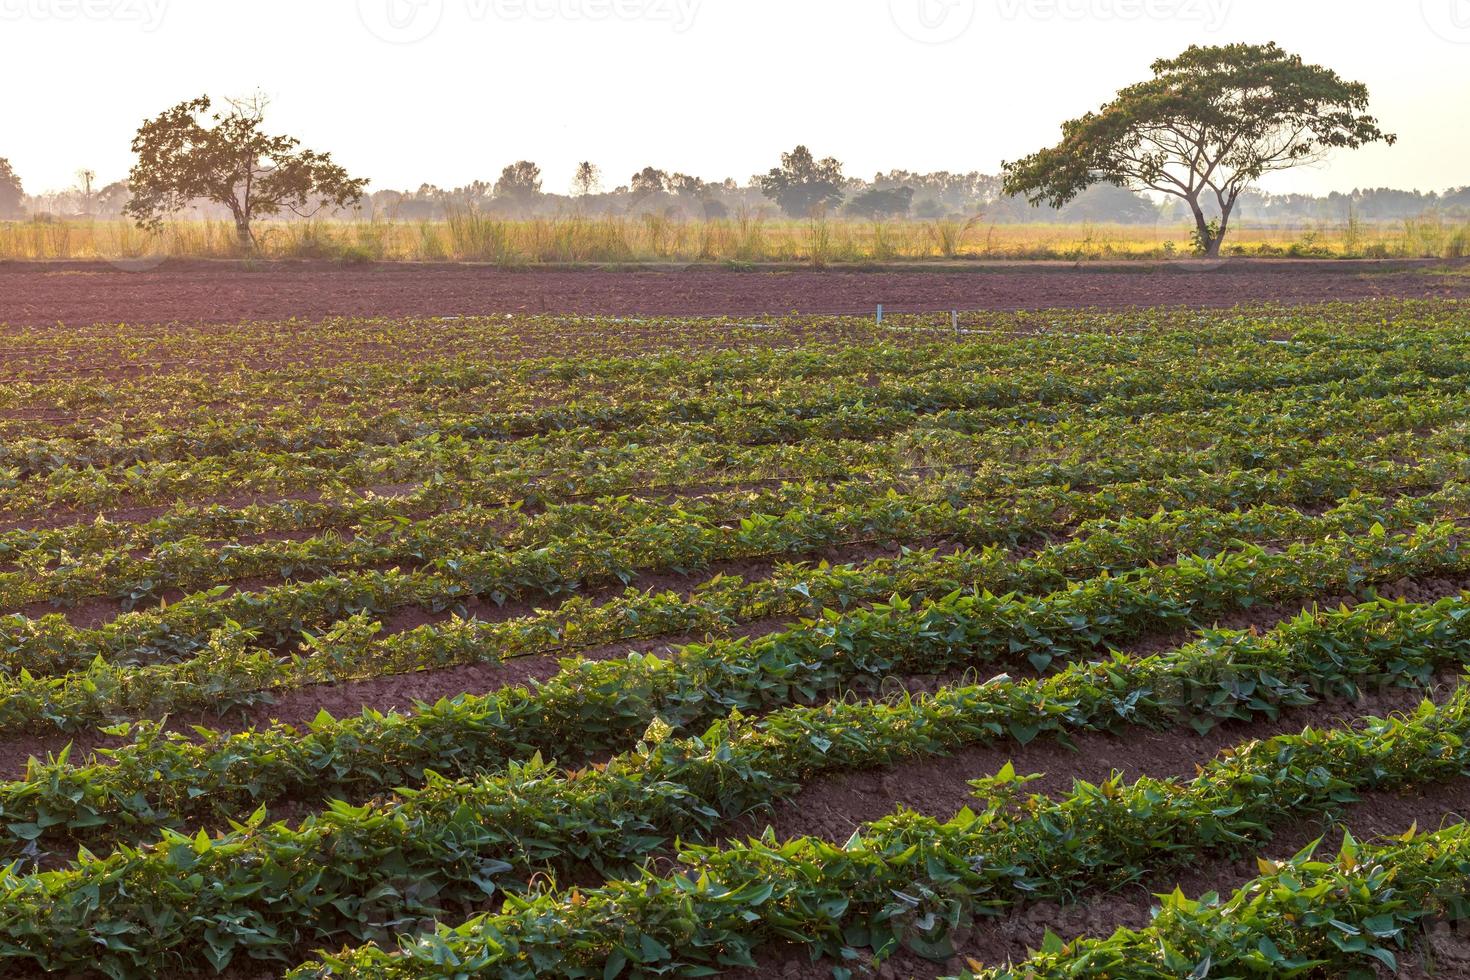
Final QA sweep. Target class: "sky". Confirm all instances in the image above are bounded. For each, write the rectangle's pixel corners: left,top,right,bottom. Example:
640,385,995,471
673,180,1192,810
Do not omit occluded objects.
3,0,1469,198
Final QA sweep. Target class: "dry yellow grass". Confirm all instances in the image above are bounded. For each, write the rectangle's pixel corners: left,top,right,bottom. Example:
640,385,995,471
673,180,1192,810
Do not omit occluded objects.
2,213,1466,264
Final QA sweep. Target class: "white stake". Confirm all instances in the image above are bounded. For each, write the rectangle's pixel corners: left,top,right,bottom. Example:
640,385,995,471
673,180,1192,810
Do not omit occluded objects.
876,304,884,326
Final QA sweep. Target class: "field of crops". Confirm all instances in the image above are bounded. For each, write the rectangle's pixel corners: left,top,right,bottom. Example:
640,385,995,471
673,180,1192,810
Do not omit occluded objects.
7,300,1470,979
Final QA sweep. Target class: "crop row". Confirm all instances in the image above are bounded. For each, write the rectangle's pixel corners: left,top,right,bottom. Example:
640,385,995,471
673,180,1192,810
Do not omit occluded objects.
8,380,1407,605
295,714,1470,980
8,408,1467,678
1,459,1448,741
3,533,1470,974
1,449,1458,741
7,355,1318,491
0,316,1157,428
964,828,1463,978
6,349,1464,516
266,688,1470,979
1,495,1452,858
9,325,1460,472
2,357,1452,555
6,302,1470,978
5,369,1463,605
0,340,1187,473
6,297,1464,388
9,302,1469,433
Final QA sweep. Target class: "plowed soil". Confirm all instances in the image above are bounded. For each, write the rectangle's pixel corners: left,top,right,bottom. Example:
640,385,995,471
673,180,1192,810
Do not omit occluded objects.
2,259,1467,326
741,673,1470,980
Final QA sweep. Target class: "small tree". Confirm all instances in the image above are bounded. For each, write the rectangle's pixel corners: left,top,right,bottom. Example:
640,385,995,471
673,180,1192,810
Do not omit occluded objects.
668,173,708,199
629,167,669,202
846,186,914,220
125,94,367,250
1002,43,1395,256
97,181,131,217
758,146,845,218
572,161,601,197
662,174,721,220
0,158,22,219
1057,183,1160,224
494,161,543,207
76,169,97,215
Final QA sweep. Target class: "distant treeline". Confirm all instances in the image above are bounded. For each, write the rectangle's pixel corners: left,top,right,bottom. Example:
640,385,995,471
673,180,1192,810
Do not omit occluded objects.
7,157,1469,227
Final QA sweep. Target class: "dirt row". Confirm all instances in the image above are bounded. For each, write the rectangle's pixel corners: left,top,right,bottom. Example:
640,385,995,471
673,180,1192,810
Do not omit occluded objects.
0,538,929,775
3,565,1463,774
174,760,1470,980
727,579,1470,977
0,319,890,381
2,259,1467,328
725,574,1470,841
14,575,1470,980
751,768,1470,979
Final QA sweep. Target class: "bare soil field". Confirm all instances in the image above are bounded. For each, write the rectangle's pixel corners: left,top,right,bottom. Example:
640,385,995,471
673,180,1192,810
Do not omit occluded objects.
1,258,1467,325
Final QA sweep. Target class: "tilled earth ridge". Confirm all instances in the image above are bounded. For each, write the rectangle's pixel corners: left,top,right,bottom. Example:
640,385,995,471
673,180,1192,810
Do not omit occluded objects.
1,260,1467,326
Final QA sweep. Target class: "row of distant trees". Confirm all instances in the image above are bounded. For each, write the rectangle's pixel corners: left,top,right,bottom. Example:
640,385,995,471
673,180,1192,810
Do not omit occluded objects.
8,147,1465,231
360,160,1155,224
0,44,1436,254
0,146,1145,225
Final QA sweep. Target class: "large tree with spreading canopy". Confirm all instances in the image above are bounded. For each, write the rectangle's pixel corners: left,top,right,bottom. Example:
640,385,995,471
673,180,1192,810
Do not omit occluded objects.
1002,43,1395,256
758,146,846,218
125,94,367,250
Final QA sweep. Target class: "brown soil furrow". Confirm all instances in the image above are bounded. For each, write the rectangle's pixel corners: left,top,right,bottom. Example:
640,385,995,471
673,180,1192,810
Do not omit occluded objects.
122,705,1470,980
4,534,943,636
750,773,1470,979
719,678,1455,851
2,260,1467,328
0,615,797,779
726,578,1470,846
1,564,1462,779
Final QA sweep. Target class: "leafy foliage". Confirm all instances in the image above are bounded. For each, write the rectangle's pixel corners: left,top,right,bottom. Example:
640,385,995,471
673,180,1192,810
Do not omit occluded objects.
0,157,22,219
290,693,1470,978
3,302,1470,976
3,499,1464,861
494,160,543,203
758,145,846,217
1002,44,1395,255
846,186,914,220
124,94,367,247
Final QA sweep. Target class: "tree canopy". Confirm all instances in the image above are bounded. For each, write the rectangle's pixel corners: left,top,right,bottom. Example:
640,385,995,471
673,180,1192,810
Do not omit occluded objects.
629,166,669,201
125,94,367,249
758,146,845,218
494,161,543,203
1001,43,1395,255
572,161,601,197
846,186,914,220
0,158,22,219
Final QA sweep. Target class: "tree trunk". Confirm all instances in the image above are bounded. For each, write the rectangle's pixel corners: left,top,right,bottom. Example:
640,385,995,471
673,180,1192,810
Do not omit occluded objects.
233,215,254,253
1212,198,1237,258
1188,203,1219,258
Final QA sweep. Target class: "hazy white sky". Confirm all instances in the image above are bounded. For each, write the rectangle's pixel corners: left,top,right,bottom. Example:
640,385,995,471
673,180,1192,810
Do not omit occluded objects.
4,0,1468,197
